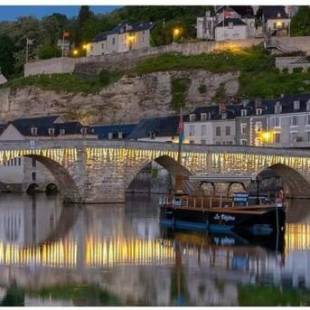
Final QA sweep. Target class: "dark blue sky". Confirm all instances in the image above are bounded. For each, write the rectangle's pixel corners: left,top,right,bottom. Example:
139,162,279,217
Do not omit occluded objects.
0,6,120,21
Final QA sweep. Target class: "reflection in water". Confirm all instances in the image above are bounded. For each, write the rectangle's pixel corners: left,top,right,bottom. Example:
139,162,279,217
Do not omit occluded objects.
0,194,309,305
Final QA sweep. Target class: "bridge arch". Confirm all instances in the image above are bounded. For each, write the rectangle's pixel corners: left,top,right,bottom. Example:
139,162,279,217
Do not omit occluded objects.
126,155,193,193
256,163,310,198
3,154,81,203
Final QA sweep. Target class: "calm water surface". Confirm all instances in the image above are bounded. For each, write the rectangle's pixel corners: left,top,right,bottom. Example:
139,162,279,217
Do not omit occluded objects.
0,193,310,306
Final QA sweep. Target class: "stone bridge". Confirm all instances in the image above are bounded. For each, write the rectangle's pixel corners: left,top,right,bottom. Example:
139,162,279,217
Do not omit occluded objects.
1,139,310,203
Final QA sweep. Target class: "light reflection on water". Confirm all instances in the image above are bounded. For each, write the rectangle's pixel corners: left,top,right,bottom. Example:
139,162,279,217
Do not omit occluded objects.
0,193,309,306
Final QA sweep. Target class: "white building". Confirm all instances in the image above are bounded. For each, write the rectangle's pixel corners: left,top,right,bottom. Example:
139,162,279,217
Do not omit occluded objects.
257,6,291,36
88,22,154,57
184,105,237,145
0,115,97,192
197,6,256,41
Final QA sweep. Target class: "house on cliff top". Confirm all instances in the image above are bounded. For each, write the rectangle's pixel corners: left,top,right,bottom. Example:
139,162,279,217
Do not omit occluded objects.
88,21,154,57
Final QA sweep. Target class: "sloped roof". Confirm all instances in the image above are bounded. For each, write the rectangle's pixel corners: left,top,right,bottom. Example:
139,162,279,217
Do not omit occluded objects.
128,116,179,139
216,6,254,18
92,21,154,43
258,6,289,19
216,17,247,27
91,123,137,139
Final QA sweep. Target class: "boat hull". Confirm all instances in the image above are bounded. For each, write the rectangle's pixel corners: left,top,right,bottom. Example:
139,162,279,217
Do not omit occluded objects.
160,206,286,236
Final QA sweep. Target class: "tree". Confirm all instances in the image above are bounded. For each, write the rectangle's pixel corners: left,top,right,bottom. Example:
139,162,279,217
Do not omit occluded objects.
0,35,15,77
38,44,61,59
290,6,310,36
75,6,94,45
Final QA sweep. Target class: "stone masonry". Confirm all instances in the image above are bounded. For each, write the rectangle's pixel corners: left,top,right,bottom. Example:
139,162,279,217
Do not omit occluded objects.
0,140,310,203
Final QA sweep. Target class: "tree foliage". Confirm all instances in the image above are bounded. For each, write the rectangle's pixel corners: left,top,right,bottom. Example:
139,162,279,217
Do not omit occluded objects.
291,6,310,36
0,35,15,77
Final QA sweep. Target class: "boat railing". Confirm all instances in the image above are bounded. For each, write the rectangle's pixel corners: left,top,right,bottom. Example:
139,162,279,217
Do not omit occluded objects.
160,194,234,209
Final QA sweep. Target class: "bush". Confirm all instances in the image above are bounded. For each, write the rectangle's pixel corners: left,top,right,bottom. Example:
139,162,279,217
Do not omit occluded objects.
293,67,303,73
38,44,61,60
171,77,190,109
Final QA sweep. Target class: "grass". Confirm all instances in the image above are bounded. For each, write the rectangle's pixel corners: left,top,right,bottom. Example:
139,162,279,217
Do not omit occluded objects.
1,71,121,94
26,284,122,306
135,45,310,99
238,284,310,306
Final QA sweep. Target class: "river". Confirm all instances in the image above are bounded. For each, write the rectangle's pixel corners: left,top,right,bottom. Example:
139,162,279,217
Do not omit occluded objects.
0,193,309,306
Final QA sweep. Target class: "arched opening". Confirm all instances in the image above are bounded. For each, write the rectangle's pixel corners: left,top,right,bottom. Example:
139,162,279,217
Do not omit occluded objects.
0,155,80,203
251,163,310,199
200,182,215,196
227,182,247,197
127,155,197,195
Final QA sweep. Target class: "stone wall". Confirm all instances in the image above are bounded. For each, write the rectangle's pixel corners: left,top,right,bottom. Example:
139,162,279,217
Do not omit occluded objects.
275,56,310,73
274,36,310,55
24,39,262,77
75,39,263,74
24,58,76,77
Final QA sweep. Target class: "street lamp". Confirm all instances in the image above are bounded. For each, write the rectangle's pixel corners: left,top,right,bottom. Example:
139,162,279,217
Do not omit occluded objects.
73,49,79,56
173,27,182,41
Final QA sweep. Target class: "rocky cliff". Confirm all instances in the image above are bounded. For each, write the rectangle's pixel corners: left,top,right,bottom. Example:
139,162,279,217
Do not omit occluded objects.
0,70,239,125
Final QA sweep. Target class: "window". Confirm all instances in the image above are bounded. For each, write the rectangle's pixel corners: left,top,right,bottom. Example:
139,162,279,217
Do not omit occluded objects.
294,100,300,111
216,126,221,137
32,158,36,168
275,132,280,143
32,172,36,181
108,132,113,140
118,132,123,139
31,127,37,136
307,132,310,142
59,129,65,135
256,108,262,115
18,158,21,166
201,113,207,121
189,140,194,144
306,100,310,112
189,125,195,137
274,116,280,128
240,139,247,145
80,128,87,135
275,102,282,114
241,109,247,117
291,116,298,126
48,128,55,136
225,126,231,136
307,115,310,125
112,37,116,45
201,139,206,145
241,123,247,135
228,22,233,29
290,132,297,143
201,125,206,136
221,112,227,120
255,121,262,132
189,114,196,122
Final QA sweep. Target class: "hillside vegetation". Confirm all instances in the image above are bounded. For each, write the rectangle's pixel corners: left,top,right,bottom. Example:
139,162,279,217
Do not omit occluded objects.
2,45,310,102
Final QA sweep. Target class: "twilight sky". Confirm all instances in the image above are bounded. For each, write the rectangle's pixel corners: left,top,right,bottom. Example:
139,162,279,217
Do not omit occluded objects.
0,6,120,21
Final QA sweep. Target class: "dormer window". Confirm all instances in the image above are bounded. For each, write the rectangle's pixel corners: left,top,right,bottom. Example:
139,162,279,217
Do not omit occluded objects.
148,131,156,139
275,101,282,114
108,132,113,140
293,100,300,111
189,114,196,122
306,100,310,112
221,112,227,120
81,127,88,135
118,132,123,139
256,108,262,115
241,109,247,117
48,128,55,136
31,127,37,136
59,129,65,135
201,113,207,121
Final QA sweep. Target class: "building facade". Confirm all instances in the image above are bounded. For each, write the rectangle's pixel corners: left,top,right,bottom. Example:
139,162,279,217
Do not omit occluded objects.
88,22,154,57
184,105,238,145
197,6,256,41
0,115,96,192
